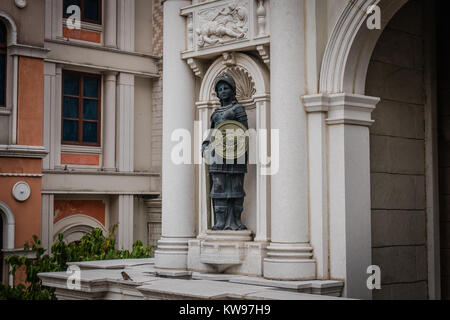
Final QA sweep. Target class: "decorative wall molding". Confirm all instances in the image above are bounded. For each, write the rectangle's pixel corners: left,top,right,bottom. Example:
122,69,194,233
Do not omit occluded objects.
255,0,267,38
199,52,269,103
0,145,48,158
14,0,27,9
222,52,236,66
223,66,256,102
0,173,43,177
303,93,380,127
8,44,49,59
187,58,206,78
12,181,31,202
256,45,269,68
53,214,108,243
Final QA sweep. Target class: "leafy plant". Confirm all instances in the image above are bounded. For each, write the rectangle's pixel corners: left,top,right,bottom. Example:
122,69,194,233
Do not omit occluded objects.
0,224,153,300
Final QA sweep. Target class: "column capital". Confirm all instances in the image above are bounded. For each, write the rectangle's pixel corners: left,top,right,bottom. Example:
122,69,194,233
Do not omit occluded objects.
103,71,118,80
303,93,380,126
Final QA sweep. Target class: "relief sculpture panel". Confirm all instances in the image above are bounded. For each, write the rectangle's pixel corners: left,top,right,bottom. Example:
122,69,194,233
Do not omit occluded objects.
196,0,249,48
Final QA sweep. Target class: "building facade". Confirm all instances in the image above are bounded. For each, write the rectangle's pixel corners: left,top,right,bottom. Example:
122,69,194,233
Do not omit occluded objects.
0,0,164,286
1,0,450,300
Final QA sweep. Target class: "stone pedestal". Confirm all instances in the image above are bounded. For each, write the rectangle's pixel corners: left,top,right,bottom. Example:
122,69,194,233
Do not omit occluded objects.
188,230,267,276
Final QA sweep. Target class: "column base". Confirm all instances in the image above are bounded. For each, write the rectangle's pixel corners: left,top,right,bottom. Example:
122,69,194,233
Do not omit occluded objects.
154,237,193,270
263,243,316,280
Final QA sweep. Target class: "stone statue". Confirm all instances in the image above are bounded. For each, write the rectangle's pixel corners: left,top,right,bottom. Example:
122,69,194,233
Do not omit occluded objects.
202,73,248,231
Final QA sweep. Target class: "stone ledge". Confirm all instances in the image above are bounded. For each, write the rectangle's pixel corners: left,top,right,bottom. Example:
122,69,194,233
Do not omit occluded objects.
38,258,349,300
229,276,344,297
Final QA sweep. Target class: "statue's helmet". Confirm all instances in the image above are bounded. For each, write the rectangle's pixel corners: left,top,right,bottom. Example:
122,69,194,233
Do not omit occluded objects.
214,73,236,97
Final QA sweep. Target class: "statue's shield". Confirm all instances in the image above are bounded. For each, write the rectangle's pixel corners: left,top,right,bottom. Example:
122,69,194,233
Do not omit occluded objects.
210,120,249,160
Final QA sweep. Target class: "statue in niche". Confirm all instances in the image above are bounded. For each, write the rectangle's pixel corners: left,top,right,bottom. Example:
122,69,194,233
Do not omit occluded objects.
202,73,249,231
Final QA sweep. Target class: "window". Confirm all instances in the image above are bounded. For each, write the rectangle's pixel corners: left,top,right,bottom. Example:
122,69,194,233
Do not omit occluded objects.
0,20,6,108
62,71,101,146
63,0,102,25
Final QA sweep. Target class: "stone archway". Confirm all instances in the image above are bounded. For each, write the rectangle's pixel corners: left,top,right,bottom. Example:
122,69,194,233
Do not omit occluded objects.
303,0,421,299
310,0,441,300
53,214,107,244
320,0,409,94
0,11,17,46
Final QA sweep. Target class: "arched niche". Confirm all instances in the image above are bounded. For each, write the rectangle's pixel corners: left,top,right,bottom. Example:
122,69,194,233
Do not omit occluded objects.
320,0,409,94
53,214,107,244
196,52,270,241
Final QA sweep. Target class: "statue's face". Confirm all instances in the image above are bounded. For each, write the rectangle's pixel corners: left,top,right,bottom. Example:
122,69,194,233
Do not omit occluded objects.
217,82,233,101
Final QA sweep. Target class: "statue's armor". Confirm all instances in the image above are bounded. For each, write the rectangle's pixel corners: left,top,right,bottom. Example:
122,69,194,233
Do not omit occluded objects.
208,102,248,178
203,73,248,230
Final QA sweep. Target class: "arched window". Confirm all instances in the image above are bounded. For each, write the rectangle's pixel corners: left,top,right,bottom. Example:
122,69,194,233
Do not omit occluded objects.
0,20,6,108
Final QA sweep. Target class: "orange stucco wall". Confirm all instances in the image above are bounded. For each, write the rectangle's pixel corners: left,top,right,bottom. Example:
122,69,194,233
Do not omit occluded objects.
54,200,105,226
17,57,44,147
63,27,101,43
0,158,42,249
61,154,100,166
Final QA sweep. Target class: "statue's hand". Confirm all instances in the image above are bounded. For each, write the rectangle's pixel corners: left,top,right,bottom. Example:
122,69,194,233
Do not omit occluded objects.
201,142,209,157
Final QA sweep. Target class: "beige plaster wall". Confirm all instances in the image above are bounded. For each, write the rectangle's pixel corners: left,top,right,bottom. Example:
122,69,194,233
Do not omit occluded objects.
135,0,153,55
134,76,153,172
366,0,428,299
0,0,45,47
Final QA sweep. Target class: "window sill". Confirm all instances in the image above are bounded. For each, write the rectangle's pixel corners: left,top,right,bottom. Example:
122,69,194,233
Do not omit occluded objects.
0,108,11,116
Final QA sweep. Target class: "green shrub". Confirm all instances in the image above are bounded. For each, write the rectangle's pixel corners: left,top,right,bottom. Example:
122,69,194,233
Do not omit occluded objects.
0,224,153,300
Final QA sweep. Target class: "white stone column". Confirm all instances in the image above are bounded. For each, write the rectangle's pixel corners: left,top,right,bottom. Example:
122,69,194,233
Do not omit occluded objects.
41,194,54,251
263,0,316,280
54,65,62,169
104,0,117,48
116,72,134,172
52,0,63,39
325,93,379,299
117,195,134,250
43,62,56,170
155,0,196,270
254,97,270,242
103,72,117,171
302,94,329,280
117,0,135,51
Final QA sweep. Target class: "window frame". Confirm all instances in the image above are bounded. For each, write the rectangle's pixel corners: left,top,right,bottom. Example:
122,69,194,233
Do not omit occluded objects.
61,70,101,147
0,20,7,108
63,0,103,25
